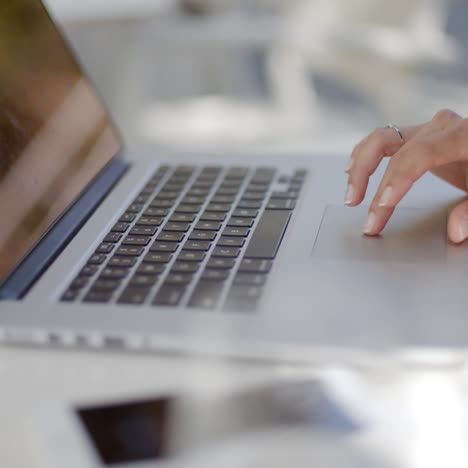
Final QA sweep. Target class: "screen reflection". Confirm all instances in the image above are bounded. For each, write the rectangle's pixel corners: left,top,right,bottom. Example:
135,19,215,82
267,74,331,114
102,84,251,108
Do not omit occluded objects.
0,0,121,283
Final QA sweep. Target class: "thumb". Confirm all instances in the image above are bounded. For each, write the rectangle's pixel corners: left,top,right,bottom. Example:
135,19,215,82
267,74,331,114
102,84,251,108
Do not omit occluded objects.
447,199,468,244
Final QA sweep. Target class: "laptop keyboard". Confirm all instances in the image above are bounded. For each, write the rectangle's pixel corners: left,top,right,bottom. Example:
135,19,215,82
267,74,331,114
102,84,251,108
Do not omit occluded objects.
60,164,307,310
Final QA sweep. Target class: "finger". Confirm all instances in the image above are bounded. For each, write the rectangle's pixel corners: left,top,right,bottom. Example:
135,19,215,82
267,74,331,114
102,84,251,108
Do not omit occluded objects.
362,145,436,236
447,199,468,243
345,125,423,207
364,111,464,236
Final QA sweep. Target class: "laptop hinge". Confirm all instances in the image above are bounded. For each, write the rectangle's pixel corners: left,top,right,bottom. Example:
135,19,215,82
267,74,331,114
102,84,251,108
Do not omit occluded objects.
0,157,129,300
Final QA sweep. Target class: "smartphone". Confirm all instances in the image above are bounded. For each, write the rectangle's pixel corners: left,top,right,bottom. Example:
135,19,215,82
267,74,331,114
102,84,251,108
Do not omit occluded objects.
30,395,178,468
28,380,362,468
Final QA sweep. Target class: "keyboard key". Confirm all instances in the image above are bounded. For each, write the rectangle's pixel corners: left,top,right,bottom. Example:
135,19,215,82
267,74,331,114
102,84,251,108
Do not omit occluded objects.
84,290,113,303
244,209,291,260
212,247,240,258
200,212,226,222
133,194,150,204
153,285,186,306
189,231,217,241
206,203,231,213
140,185,157,195
242,192,265,201
127,203,144,213
100,267,130,279
234,273,267,286
144,207,169,217
156,191,179,200
88,254,106,264
119,213,136,223
111,222,130,233
171,262,199,274
118,286,150,305
137,216,163,226
143,252,173,263
191,181,214,189
149,199,173,209
213,189,237,196
181,196,205,205
177,251,206,262
271,191,299,200
93,279,121,291
136,263,166,275
201,165,222,174
219,182,242,191
165,274,193,285
129,274,159,287
229,284,263,299
163,222,191,232
169,213,196,223
201,269,230,282
95,243,115,254
227,218,254,228
222,227,250,237
226,167,249,179
211,195,236,204
150,242,179,253
174,165,195,175
183,241,212,251
70,277,89,290
232,209,258,218
245,184,269,193
216,237,245,248
266,200,296,210
108,256,137,267
130,226,158,236
116,246,144,256
61,290,78,302
238,259,272,274
80,265,99,276
157,232,185,243
255,167,276,177
162,183,184,192
175,204,202,214
206,258,236,270
237,200,262,209
168,175,190,184
186,188,210,197
225,285,263,311
103,233,122,243
194,221,222,231
188,281,224,309
122,235,151,246
294,169,308,178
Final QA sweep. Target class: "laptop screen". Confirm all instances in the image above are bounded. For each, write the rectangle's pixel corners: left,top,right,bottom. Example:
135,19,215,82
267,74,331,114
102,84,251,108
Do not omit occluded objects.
0,0,122,284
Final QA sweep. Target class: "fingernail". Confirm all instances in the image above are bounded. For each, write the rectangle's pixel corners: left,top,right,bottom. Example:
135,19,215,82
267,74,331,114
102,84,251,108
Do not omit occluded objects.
344,184,354,205
345,158,353,173
363,212,376,234
456,221,468,243
378,186,393,207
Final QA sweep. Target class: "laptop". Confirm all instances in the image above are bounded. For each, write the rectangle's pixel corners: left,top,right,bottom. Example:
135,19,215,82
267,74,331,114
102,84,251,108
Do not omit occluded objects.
1,0,466,361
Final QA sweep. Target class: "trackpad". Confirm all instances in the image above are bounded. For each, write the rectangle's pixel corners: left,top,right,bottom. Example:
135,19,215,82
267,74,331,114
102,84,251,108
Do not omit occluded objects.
311,205,447,263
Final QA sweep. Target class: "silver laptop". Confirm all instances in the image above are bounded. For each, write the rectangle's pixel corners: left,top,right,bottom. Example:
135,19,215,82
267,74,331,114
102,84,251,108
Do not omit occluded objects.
1,0,466,361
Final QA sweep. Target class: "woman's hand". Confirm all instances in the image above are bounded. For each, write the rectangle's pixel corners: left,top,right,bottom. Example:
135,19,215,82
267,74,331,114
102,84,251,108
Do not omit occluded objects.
345,110,468,243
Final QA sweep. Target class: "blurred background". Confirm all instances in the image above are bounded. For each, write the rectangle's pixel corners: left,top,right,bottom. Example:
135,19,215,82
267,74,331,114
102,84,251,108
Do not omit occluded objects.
43,0,468,154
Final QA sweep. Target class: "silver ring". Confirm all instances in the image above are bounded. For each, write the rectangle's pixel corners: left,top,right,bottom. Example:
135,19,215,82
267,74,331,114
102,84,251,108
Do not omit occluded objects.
386,123,404,143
